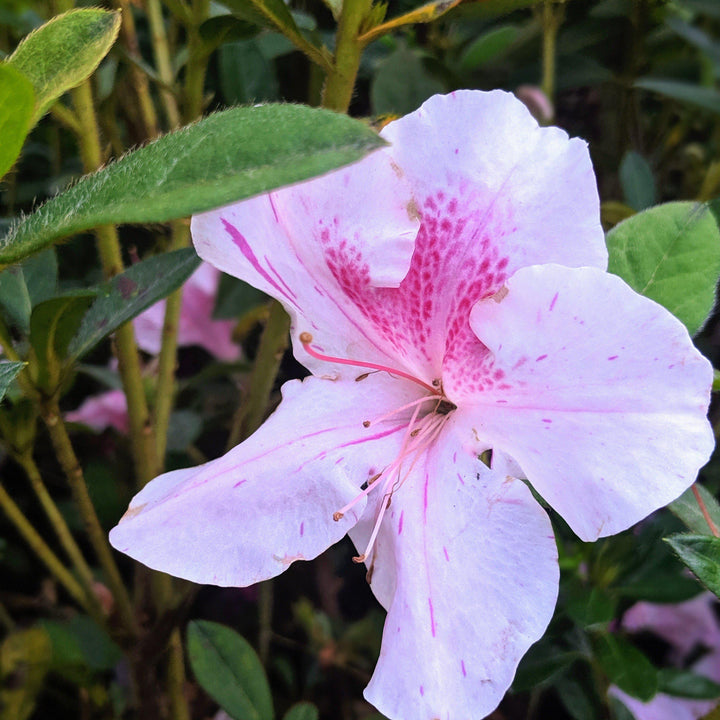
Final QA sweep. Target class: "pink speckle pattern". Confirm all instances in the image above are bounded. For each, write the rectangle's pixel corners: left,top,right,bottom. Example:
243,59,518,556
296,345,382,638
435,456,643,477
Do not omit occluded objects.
319,182,514,397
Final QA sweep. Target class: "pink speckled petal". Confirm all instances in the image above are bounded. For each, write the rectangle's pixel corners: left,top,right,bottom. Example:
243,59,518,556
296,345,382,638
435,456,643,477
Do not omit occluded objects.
65,389,129,434
376,90,606,392
109,374,419,586
465,264,714,541
362,415,558,720
134,264,239,361
191,150,421,378
622,595,720,660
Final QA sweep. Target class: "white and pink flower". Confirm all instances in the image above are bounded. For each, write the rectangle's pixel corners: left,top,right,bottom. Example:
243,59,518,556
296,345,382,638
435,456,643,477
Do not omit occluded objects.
110,91,714,719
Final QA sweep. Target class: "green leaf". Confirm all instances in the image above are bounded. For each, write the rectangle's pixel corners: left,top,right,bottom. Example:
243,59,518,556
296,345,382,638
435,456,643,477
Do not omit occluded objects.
0,361,26,402
187,620,273,720
0,63,34,179
283,702,319,720
459,24,519,70
42,616,123,676
219,38,279,104
28,292,96,393
0,104,387,264
371,45,445,116
593,634,658,701
0,626,52,720
658,669,720,700
67,248,200,363
21,249,58,306
512,641,579,691
217,0,330,69
606,202,720,335
359,0,463,45
0,264,31,333
635,78,720,115
665,533,720,597
619,151,655,211
8,9,120,126
669,485,720,535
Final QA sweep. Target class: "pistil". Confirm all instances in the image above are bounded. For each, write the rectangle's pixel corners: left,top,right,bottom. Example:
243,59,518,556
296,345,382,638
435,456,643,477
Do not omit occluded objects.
300,332,436,393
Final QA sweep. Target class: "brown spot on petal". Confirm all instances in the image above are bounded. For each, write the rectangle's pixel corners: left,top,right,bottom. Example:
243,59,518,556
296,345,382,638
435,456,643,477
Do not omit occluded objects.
492,286,509,303
406,198,421,222
120,503,146,522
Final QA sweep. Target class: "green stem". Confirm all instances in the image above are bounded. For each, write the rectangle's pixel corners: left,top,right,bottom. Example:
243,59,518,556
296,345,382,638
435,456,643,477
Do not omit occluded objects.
227,301,290,450
182,0,211,122
41,400,137,636
540,0,563,106
70,79,157,487
153,222,190,466
699,160,720,202
146,0,182,128
16,452,107,625
167,627,190,720
0,482,89,610
0,600,14,631
321,0,374,112
258,580,273,665
114,0,160,138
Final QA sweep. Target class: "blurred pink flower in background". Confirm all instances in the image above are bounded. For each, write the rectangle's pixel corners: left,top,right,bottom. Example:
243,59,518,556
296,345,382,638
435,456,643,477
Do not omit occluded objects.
66,388,129,433
110,91,713,719
67,263,238,433
515,84,554,124
610,594,720,719
134,262,239,361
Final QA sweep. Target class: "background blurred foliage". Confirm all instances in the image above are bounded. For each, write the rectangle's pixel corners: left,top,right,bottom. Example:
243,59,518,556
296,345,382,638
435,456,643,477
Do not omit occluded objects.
1,0,720,719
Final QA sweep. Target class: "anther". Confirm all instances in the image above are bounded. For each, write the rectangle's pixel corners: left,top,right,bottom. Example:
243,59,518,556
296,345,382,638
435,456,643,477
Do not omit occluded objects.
410,428,421,437
363,420,371,428
355,373,370,382
299,331,313,344
352,554,366,564
333,511,344,521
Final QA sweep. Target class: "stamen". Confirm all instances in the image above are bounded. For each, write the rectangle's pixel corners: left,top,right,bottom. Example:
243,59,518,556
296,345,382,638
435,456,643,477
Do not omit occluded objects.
362,395,441,428
300,332,436,393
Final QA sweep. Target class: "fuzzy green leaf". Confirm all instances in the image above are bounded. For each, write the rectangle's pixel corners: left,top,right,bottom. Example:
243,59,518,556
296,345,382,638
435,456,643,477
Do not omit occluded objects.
8,9,121,125
0,104,386,264
0,63,34,179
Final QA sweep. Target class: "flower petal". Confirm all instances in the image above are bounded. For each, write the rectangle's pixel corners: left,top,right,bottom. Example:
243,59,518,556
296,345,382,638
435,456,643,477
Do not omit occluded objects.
380,90,607,392
109,374,418,586
191,150,420,377
192,91,606,388
466,264,714,540
361,417,558,719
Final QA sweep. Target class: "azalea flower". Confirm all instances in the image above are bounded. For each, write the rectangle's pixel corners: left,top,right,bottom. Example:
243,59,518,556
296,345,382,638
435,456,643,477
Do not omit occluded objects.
109,91,713,719
610,594,720,720
67,263,238,433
